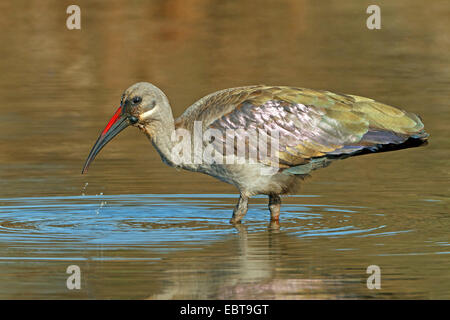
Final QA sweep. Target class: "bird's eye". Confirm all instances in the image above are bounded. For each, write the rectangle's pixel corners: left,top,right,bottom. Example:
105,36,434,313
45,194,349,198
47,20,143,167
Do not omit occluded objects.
132,96,142,104
129,116,139,124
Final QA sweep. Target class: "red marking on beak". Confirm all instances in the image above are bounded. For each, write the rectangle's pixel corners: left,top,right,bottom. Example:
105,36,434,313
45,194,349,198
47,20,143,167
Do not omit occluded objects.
101,107,123,136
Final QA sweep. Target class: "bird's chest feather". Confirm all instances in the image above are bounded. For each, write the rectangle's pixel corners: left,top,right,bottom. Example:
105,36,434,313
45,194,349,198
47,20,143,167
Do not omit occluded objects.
193,162,287,195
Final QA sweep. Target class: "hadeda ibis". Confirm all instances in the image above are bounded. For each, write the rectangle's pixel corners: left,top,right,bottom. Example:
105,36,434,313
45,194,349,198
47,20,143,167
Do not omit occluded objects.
82,82,428,223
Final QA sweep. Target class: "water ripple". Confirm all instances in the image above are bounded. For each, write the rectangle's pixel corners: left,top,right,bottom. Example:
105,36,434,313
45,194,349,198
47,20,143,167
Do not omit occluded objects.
0,194,407,246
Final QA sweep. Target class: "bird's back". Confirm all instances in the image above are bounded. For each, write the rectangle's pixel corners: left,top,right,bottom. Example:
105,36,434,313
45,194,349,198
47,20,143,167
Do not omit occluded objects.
175,85,428,171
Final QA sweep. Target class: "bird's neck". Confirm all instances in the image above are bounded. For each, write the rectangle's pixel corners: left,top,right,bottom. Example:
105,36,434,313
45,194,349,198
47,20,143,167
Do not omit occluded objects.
142,116,180,168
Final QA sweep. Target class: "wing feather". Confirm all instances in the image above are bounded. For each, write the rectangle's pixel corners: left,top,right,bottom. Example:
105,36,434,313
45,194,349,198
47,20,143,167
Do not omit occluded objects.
176,86,428,169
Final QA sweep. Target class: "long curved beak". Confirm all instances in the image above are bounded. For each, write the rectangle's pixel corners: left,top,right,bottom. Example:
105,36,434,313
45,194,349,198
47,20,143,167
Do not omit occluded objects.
82,107,130,174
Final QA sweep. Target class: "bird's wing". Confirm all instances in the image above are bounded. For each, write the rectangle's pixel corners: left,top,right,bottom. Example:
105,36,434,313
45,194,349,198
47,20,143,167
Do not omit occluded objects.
177,86,427,169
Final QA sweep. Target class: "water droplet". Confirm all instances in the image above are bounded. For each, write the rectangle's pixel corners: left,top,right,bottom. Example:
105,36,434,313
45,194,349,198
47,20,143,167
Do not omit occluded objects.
81,182,89,196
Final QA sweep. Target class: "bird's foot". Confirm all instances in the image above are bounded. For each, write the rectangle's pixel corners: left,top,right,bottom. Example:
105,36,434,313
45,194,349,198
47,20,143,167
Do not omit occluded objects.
270,211,280,221
268,194,281,221
233,222,248,235
230,194,249,224
269,206,281,222
268,219,281,231
229,213,245,224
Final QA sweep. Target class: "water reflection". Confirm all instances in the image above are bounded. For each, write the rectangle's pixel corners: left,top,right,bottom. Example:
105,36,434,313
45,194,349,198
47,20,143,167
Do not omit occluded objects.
0,194,448,299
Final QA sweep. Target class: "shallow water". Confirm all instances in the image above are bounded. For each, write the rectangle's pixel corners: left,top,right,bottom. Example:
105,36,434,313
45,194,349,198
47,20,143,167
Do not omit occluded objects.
0,0,449,299
0,192,448,299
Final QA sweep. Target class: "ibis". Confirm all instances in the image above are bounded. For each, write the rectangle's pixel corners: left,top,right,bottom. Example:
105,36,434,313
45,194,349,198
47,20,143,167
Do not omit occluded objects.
82,82,428,223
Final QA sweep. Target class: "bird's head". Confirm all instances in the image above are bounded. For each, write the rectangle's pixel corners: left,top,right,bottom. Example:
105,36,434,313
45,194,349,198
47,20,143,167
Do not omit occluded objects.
82,82,171,174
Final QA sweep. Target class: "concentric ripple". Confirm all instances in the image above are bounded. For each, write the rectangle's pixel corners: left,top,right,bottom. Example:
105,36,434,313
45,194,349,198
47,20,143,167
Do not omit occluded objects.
0,194,397,247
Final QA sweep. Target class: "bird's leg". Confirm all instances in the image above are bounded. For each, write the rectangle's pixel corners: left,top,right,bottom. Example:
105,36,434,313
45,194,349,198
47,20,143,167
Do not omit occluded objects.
268,194,281,221
230,194,249,224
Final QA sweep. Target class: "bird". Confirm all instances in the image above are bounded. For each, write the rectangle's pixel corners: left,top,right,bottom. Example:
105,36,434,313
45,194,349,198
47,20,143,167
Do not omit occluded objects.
82,82,428,224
